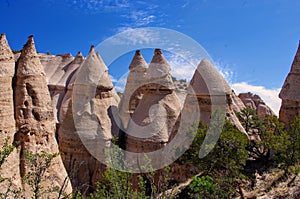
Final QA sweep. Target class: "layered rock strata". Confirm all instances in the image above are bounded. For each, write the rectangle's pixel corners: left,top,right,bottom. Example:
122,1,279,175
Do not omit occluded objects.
0,33,22,194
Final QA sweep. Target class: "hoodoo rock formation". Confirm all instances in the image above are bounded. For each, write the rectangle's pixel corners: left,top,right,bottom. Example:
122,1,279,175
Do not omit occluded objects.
279,42,300,125
40,52,74,122
58,46,119,194
13,36,72,197
0,33,22,193
119,50,148,130
125,49,181,154
57,52,84,124
239,92,274,119
188,59,246,133
0,33,282,198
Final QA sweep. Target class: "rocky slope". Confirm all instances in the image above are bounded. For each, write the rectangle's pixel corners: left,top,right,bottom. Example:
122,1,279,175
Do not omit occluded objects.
239,92,274,119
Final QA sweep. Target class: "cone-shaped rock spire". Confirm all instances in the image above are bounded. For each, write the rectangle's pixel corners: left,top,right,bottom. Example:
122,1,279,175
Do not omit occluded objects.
189,59,231,95
119,50,148,129
129,50,148,71
188,59,245,132
279,42,300,101
0,33,22,193
58,46,119,194
14,35,72,197
147,48,175,90
125,49,181,153
279,42,300,125
50,51,85,123
17,35,45,76
0,33,15,76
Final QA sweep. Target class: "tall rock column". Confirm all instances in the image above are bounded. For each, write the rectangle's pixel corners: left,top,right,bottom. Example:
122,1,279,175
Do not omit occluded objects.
279,42,300,126
125,49,181,154
119,50,148,130
0,33,22,194
13,36,72,197
58,46,119,194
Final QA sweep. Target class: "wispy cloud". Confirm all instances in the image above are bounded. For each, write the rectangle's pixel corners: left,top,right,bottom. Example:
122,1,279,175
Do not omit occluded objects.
113,74,128,92
109,74,118,83
121,10,156,27
231,82,281,116
110,27,161,46
62,0,130,13
164,52,196,81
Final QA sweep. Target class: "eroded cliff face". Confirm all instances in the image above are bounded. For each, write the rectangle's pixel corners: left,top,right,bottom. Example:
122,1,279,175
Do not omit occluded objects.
279,42,300,126
12,36,72,197
0,33,22,194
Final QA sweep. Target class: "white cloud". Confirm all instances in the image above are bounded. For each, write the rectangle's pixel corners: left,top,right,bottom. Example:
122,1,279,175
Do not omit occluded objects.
111,27,161,46
66,0,130,12
122,10,156,26
164,53,196,81
109,75,118,83
113,74,128,92
231,82,281,116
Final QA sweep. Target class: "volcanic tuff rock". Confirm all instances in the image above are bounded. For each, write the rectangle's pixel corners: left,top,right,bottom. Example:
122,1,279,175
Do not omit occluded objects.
125,49,181,154
119,50,148,130
279,42,300,125
56,52,84,123
58,46,119,194
13,36,72,197
188,59,246,133
0,33,22,194
239,92,274,119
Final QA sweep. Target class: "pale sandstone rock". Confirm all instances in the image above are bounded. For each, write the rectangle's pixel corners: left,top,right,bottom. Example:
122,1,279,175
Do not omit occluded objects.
58,46,118,194
0,33,22,195
50,52,84,123
125,49,181,153
13,36,72,197
188,59,246,133
231,90,246,113
279,42,300,125
119,50,148,130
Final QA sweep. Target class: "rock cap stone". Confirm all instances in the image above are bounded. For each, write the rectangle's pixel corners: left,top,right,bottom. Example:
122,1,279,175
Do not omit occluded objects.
129,50,148,71
147,48,175,90
0,33,15,77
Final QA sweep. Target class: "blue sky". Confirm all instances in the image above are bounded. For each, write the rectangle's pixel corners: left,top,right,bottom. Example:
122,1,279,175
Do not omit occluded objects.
1,0,300,114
